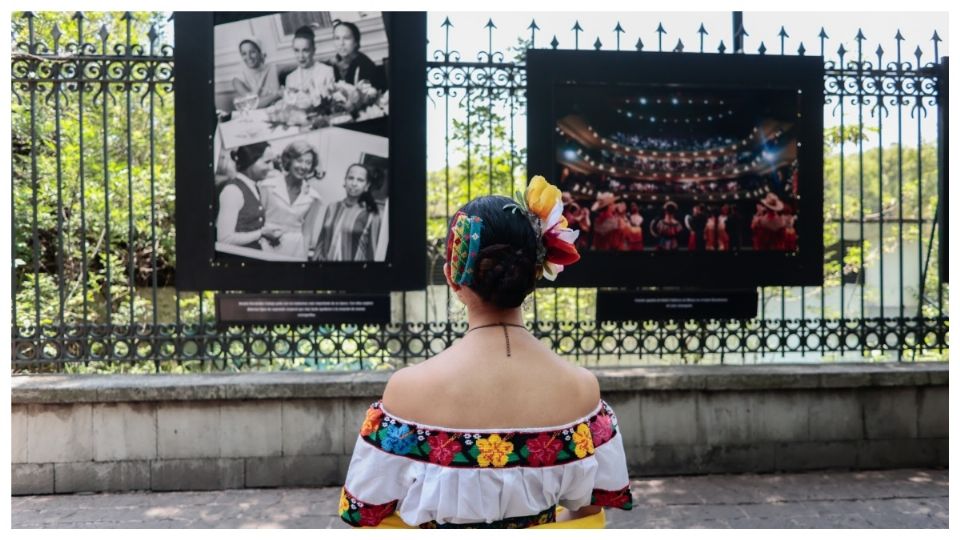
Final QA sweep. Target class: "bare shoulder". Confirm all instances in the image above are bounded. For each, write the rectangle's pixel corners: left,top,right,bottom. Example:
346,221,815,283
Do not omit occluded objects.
380,352,450,419
573,365,602,410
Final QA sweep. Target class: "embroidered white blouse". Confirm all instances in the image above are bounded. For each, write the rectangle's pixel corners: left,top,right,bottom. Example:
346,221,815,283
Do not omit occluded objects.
338,399,633,528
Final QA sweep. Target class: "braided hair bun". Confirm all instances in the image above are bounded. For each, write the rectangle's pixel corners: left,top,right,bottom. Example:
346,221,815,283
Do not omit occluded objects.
451,195,539,309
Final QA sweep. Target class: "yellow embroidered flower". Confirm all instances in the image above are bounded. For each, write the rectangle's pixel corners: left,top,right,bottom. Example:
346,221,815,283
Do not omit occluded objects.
572,423,595,458
525,176,562,221
339,488,350,514
475,434,514,467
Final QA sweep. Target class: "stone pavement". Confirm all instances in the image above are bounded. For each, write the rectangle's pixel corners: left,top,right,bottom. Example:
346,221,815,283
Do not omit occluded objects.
12,468,948,528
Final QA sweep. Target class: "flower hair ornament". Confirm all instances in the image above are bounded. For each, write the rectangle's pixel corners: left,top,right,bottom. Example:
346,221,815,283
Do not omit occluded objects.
504,175,581,280
445,211,484,286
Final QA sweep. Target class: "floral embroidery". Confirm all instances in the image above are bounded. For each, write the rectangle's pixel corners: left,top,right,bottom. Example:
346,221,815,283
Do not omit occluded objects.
360,406,384,437
590,413,614,447
357,400,619,468
359,501,398,526
339,487,399,527
476,434,514,467
572,423,595,458
591,486,634,510
427,432,462,466
380,423,417,455
420,506,557,529
525,432,564,466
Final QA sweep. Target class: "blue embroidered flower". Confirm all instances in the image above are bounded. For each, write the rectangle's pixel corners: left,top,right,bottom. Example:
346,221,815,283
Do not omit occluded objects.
381,423,416,455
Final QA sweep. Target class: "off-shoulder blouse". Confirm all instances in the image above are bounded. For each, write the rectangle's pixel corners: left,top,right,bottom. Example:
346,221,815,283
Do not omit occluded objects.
338,399,633,528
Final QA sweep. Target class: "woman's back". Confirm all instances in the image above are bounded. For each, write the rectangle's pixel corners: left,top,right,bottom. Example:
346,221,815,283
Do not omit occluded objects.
383,329,599,430
338,188,633,528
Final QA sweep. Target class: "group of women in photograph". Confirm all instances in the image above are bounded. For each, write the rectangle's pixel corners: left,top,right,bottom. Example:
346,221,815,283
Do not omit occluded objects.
231,21,385,113
215,140,383,261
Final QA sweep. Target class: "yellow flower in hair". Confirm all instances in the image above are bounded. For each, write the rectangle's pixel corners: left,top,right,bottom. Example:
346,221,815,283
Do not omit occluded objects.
526,176,562,221
525,175,549,204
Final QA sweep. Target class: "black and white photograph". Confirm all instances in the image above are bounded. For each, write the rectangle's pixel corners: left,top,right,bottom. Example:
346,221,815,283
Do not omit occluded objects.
213,127,389,262
212,12,390,263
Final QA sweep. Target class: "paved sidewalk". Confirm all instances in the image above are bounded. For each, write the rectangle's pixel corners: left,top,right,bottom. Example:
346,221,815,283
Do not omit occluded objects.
13,468,948,528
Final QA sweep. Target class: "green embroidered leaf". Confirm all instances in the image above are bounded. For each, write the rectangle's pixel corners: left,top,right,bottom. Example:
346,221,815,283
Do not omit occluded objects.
507,453,519,463
468,444,480,458
519,445,529,458
557,450,570,460
452,452,469,463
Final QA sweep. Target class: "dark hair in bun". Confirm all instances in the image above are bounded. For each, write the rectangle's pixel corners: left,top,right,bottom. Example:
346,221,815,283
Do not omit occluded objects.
230,142,270,173
452,195,539,309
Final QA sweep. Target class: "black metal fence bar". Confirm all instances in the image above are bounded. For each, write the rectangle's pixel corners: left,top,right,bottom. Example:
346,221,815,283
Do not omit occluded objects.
10,13,948,371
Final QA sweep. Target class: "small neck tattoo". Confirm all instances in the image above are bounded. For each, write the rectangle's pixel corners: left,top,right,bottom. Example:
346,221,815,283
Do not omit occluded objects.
466,322,525,357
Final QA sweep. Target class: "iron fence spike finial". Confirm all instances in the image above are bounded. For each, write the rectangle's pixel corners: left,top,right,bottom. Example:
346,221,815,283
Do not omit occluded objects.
122,11,133,21
895,29,904,41
51,23,62,42
72,11,84,20
22,11,34,18
717,40,726,54
698,23,708,35
758,42,766,55
855,29,866,42
636,37,644,51
674,38,684,53
837,43,847,57
148,24,158,43
797,42,806,56
441,17,452,28
876,44,884,59
550,35,559,49
528,19,539,31
485,18,496,30
778,26,789,38
819,27,829,39
614,22,625,33
594,37,602,50
932,30,941,42
914,45,923,60
656,23,666,34
98,24,109,41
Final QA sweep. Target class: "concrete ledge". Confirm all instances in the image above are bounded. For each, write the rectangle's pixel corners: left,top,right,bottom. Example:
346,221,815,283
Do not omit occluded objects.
11,362,949,494
11,363,948,404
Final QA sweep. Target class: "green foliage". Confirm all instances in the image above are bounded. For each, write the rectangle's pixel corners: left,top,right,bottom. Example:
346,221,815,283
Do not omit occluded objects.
11,13,947,368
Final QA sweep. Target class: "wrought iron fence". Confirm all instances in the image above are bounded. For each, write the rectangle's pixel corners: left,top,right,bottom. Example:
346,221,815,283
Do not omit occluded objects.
10,12,948,372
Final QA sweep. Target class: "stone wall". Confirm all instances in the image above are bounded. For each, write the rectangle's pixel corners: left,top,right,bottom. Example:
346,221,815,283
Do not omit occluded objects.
11,363,948,495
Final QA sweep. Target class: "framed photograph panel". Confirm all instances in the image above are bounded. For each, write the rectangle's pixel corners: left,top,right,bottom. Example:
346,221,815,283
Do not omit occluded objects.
527,49,824,288
175,11,426,291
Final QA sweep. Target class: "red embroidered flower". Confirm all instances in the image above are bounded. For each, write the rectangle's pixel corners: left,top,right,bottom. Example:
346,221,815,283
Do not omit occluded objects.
427,432,462,466
525,432,563,466
592,487,632,509
358,500,397,526
590,413,614,447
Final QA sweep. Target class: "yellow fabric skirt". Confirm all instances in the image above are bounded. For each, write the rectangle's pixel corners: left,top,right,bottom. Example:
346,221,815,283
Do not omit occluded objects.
369,507,606,529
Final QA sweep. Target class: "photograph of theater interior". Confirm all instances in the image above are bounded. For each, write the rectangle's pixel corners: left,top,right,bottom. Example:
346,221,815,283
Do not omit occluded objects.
555,86,800,254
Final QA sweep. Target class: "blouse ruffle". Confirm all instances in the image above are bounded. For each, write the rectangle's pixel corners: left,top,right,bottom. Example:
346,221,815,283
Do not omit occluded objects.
340,399,632,527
